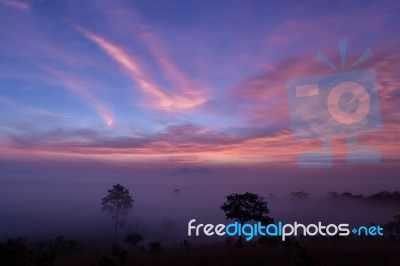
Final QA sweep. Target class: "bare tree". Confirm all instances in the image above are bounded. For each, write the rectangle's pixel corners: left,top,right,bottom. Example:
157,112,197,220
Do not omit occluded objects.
101,184,134,242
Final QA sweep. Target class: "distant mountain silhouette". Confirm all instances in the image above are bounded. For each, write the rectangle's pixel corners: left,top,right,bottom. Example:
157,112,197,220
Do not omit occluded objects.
170,167,214,177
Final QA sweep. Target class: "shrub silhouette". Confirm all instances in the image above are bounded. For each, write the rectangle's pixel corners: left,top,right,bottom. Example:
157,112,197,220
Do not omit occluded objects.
97,255,115,266
53,236,81,255
0,237,32,266
180,238,192,252
148,241,163,253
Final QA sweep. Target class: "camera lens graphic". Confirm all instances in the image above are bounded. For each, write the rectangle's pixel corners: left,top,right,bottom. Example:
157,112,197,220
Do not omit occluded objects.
327,81,371,125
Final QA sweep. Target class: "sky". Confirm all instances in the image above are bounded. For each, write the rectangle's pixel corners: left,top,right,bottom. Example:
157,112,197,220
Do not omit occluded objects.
0,0,399,169
1,0,400,243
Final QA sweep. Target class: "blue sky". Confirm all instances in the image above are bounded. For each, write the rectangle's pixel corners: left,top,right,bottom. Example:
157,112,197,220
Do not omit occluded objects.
0,0,399,168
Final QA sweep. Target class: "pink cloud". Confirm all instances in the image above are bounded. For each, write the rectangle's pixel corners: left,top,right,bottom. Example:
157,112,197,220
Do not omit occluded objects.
228,45,400,161
1,0,399,167
124,15,207,106
74,25,206,112
3,44,398,166
46,69,114,127
2,119,398,166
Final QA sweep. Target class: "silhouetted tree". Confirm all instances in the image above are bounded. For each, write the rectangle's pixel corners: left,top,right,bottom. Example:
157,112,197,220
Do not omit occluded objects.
327,192,339,198
290,191,310,200
53,236,81,255
124,233,143,250
220,192,272,247
111,243,129,265
258,215,276,246
385,215,400,235
367,191,400,202
0,238,32,266
180,238,192,252
102,184,134,242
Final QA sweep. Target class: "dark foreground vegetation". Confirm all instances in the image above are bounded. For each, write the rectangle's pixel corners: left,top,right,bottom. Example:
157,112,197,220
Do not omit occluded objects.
2,186,400,265
1,236,400,266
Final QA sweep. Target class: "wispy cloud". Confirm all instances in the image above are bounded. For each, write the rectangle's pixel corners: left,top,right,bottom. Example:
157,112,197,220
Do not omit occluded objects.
2,45,399,164
0,95,69,118
0,0,399,168
74,25,206,112
108,5,207,106
47,69,114,127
